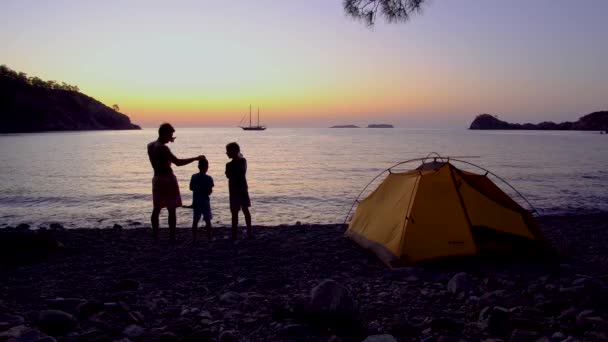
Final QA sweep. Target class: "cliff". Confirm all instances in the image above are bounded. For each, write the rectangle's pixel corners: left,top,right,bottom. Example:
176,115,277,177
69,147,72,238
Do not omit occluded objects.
469,112,608,131
0,66,140,133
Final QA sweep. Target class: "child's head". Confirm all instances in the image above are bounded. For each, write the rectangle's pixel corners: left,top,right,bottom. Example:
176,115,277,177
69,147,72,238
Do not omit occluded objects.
198,157,208,173
226,142,240,159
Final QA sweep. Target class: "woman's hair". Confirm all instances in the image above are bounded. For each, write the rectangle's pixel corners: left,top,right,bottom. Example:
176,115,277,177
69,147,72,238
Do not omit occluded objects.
226,142,240,154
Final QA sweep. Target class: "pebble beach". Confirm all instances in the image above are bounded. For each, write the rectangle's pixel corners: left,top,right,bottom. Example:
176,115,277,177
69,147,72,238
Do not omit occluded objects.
1,212,608,341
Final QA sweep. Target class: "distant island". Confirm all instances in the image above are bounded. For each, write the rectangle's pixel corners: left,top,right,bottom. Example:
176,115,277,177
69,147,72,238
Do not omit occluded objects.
330,124,394,128
1,65,140,133
469,112,608,131
367,124,394,128
330,125,360,128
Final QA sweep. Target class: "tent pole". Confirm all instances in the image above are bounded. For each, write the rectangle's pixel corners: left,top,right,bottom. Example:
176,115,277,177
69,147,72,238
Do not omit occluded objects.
448,164,475,237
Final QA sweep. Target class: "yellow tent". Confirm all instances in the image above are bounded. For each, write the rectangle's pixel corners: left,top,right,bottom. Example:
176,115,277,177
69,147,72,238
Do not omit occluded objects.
345,160,547,266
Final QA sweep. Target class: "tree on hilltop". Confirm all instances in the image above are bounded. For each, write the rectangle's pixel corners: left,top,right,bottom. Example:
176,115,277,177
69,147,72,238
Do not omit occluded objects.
1,64,81,92
343,0,427,26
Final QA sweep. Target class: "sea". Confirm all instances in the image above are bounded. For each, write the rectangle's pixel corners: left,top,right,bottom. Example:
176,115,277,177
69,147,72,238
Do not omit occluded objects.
1,128,607,229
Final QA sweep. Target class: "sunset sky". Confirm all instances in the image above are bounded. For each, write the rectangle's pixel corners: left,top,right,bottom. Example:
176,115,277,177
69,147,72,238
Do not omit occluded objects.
2,0,607,128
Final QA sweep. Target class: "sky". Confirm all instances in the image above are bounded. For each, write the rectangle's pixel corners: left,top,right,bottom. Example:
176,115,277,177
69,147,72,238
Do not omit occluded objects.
1,0,607,128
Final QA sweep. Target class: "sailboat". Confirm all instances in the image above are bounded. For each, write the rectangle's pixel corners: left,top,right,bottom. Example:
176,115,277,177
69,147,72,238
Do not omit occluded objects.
240,105,266,131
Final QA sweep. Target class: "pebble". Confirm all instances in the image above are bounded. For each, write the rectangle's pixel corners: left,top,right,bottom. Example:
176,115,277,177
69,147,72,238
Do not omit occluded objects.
122,324,145,339
0,313,25,330
362,334,398,342
447,272,474,294
49,223,63,229
35,309,77,336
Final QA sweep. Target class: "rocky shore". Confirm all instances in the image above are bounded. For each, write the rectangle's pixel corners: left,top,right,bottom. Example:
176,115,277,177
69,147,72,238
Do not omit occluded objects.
1,213,608,341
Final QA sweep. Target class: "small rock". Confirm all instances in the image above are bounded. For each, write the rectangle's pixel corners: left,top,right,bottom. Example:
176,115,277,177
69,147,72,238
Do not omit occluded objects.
273,324,312,339
295,221,302,226
447,272,474,294
113,224,123,229
328,335,343,342
127,311,144,323
36,337,58,342
237,277,255,287
113,279,140,292
77,300,104,318
35,310,77,336
47,297,86,313
49,223,63,229
123,324,145,339
0,313,25,330
575,309,596,328
78,329,107,341
509,329,540,342
480,307,511,336
429,317,463,332
16,223,30,230
160,331,178,342
0,325,30,339
198,310,212,319
308,279,357,326
362,334,398,342
218,330,240,342
220,291,243,305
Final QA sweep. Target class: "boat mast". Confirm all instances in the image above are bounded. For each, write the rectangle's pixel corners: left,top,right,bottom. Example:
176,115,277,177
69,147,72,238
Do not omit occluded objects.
257,107,260,127
249,105,252,128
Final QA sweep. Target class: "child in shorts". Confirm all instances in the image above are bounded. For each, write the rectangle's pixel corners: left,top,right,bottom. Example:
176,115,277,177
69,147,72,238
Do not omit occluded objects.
225,142,253,240
190,157,214,242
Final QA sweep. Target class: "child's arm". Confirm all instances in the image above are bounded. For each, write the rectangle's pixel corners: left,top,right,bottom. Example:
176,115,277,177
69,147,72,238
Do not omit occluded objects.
189,175,195,191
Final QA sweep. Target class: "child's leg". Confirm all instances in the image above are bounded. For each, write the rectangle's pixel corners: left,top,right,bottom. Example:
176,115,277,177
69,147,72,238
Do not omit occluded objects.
242,207,252,238
192,211,201,242
204,218,212,240
231,209,239,240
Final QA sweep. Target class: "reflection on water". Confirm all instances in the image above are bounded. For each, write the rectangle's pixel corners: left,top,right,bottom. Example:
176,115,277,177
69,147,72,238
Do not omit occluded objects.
0,128,606,228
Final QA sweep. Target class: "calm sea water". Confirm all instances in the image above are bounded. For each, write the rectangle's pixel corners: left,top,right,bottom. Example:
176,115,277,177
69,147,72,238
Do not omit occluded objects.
0,128,607,229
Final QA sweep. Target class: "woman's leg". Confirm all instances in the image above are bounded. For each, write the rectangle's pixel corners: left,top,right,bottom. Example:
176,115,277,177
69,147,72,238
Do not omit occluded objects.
151,207,161,241
168,208,177,241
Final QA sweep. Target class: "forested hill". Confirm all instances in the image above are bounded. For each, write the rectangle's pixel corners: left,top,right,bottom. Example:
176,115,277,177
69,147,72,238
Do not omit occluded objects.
1,65,140,133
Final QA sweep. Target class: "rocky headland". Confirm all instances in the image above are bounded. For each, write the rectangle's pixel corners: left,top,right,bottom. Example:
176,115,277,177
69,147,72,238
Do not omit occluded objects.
1,212,608,341
0,65,140,133
330,125,360,128
469,112,608,131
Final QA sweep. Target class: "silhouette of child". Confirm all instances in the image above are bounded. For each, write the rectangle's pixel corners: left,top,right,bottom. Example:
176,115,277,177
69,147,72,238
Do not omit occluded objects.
225,142,252,240
190,157,214,242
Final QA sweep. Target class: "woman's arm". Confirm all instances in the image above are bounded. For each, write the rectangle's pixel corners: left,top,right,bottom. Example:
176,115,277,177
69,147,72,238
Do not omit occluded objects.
170,152,204,167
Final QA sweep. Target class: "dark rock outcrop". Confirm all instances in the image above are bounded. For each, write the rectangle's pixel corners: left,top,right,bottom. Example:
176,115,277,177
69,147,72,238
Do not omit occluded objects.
0,66,140,133
469,112,608,131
